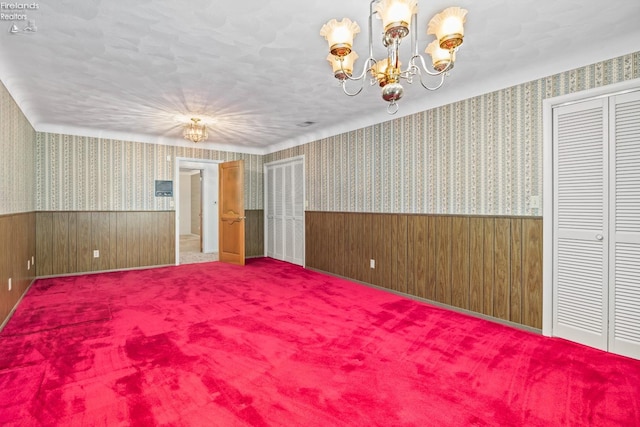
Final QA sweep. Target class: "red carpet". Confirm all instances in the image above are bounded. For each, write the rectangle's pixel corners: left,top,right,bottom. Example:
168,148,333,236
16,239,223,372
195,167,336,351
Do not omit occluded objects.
1,257,639,426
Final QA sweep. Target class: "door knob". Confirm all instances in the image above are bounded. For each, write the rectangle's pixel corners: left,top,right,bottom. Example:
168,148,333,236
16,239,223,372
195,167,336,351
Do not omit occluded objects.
595,234,604,241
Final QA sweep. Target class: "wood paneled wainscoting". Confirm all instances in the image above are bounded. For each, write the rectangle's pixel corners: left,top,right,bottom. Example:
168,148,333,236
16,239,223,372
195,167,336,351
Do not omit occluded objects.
245,210,264,258
0,212,37,327
305,212,543,329
36,211,175,277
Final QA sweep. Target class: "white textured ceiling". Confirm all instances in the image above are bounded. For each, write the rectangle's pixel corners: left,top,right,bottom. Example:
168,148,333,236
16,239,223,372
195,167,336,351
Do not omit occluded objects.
1,0,639,155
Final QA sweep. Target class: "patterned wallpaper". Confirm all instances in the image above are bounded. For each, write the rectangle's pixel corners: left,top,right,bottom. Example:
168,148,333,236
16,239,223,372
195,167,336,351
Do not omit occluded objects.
36,133,263,211
0,82,36,215
265,52,640,216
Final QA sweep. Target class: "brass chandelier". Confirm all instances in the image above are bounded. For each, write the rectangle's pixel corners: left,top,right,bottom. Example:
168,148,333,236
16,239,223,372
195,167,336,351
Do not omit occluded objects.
183,118,208,143
320,0,467,114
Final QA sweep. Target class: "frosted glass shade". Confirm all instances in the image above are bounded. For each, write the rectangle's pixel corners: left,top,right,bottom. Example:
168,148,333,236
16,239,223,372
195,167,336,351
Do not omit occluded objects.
427,7,467,50
320,18,361,57
374,0,418,32
327,51,359,79
425,39,455,71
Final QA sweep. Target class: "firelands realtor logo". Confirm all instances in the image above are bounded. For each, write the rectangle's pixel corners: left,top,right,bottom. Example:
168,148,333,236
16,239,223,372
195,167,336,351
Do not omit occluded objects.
1,2,38,20
1,2,39,34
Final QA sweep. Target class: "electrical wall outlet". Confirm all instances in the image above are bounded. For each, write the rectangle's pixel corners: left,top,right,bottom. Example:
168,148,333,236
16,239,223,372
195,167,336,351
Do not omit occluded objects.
8,278,11,291
93,250,100,258
370,259,375,269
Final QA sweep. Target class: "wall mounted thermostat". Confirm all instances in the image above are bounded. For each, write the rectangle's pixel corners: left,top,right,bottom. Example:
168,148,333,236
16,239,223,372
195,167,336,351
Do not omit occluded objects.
155,180,173,197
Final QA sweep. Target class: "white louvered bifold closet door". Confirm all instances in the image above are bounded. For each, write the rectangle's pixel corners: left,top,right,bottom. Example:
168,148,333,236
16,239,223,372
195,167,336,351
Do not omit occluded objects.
553,98,609,351
266,167,276,257
274,166,285,260
291,160,305,266
264,158,305,266
609,91,640,359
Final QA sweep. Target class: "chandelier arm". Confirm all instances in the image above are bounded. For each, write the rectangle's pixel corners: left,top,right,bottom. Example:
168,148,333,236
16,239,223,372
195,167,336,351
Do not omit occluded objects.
341,79,365,97
414,66,448,91
411,53,453,77
340,56,377,82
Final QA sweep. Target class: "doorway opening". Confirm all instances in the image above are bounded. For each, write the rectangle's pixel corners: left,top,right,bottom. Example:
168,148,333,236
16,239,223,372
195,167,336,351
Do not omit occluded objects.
175,158,222,265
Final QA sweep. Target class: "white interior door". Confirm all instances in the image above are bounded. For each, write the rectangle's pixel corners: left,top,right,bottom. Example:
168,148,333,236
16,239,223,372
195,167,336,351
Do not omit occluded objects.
608,91,640,359
265,157,305,266
552,98,609,351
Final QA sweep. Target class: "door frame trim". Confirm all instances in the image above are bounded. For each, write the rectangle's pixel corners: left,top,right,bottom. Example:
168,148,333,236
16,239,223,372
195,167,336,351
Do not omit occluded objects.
175,157,223,265
542,77,640,337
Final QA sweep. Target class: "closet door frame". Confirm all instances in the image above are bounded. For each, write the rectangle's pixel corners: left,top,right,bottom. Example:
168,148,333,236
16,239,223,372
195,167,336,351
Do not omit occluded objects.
542,78,640,337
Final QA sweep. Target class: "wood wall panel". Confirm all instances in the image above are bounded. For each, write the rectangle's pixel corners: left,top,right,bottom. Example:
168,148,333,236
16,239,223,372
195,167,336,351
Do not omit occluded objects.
116,212,128,270
371,214,393,289
245,210,264,258
329,213,344,278
92,212,111,271
493,218,511,321
483,218,495,316
0,212,37,327
522,219,543,329
510,218,523,324
426,217,437,301
146,213,159,267
158,211,175,265
469,217,484,314
0,216,10,324
347,213,371,284
108,212,118,270
451,217,470,310
68,213,78,273
36,211,175,277
392,215,408,294
76,212,92,273
36,212,53,276
305,211,318,269
305,212,543,330
435,216,452,305
126,212,141,268
52,212,70,275
407,215,427,299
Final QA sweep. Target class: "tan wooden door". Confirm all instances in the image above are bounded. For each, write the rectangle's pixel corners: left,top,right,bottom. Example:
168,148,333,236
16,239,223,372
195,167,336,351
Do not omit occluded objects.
219,160,245,265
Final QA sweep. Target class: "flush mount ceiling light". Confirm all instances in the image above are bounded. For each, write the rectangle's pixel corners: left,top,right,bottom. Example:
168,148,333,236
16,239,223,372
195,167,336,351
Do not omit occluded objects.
183,118,208,143
320,0,467,114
